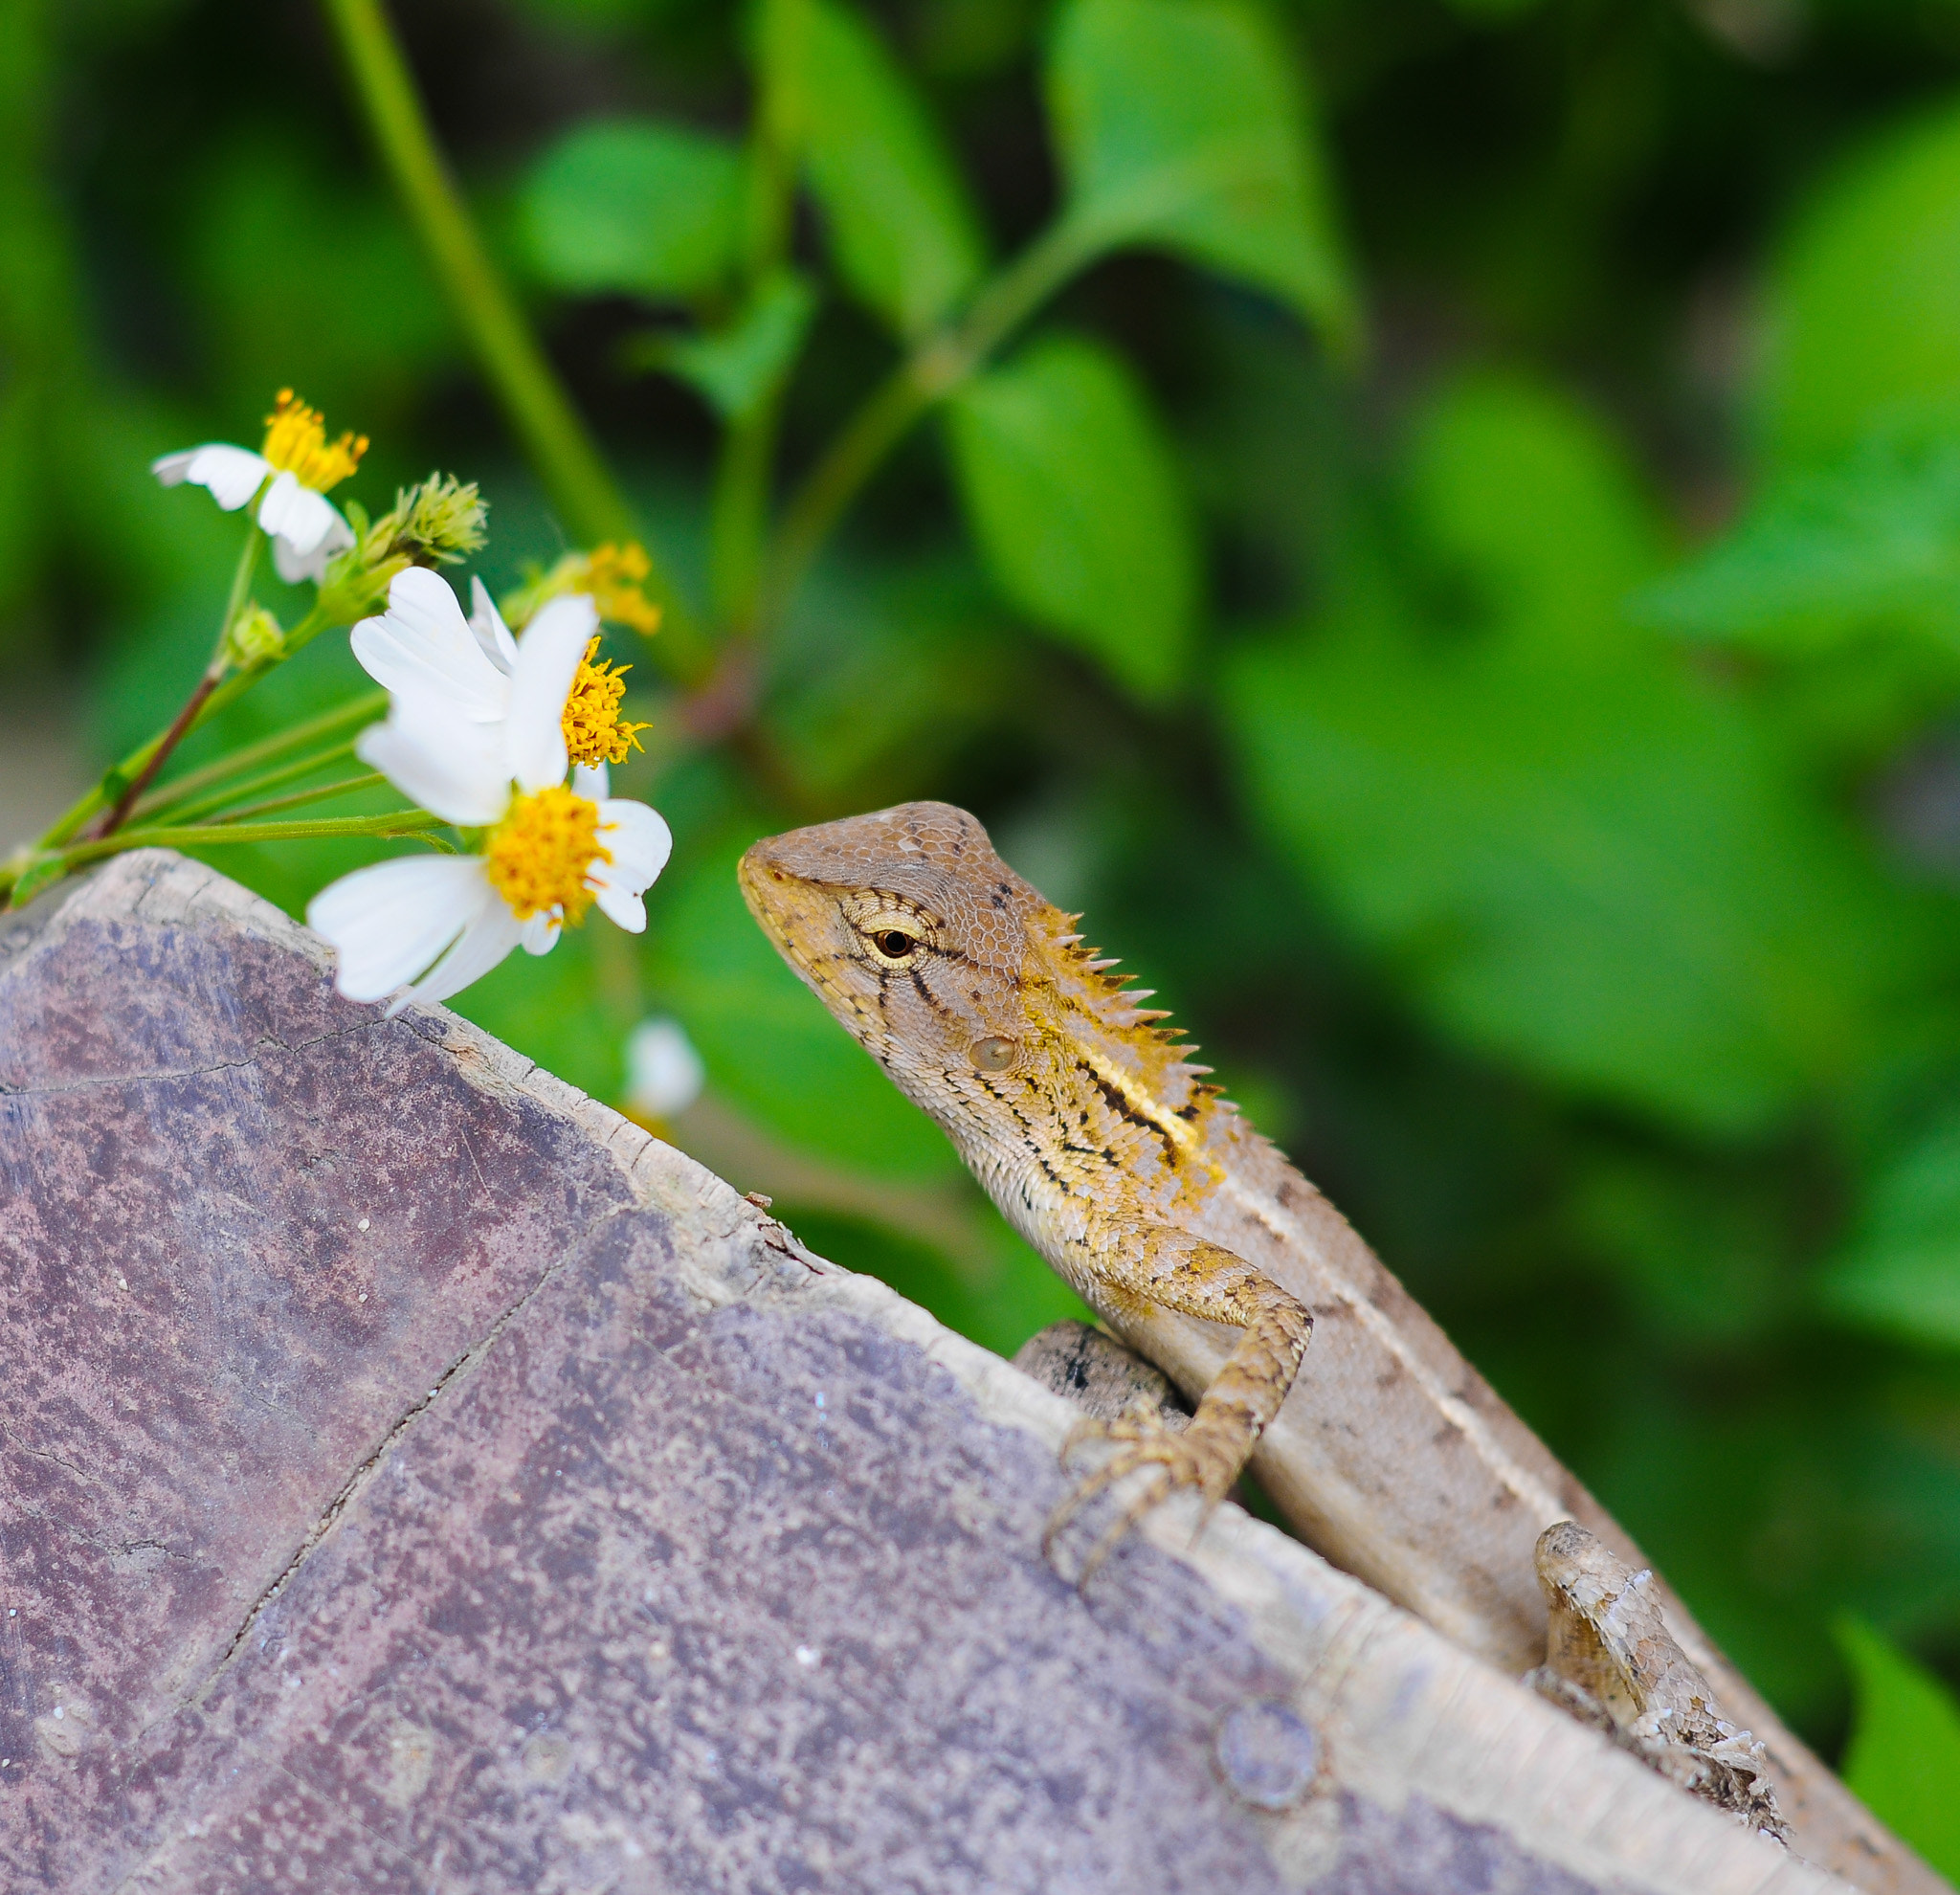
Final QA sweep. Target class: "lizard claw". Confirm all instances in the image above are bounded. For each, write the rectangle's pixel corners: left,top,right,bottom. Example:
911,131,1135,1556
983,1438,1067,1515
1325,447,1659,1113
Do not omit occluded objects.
1043,1409,1236,1589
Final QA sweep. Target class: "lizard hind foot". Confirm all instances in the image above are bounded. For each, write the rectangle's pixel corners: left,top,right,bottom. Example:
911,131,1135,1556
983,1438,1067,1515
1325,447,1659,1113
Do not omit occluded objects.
1042,1409,1235,1590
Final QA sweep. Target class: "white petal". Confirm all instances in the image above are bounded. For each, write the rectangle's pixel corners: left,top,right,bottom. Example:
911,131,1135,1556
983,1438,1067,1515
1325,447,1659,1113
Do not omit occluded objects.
587,801,670,933
469,576,520,676
590,881,646,933
572,762,610,801
152,444,269,510
387,566,478,652
306,855,488,1002
520,910,562,955
356,696,510,827
256,472,341,555
272,508,353,585
390,890,523,1014
593,800,673,892
150,449,200,485
505,593,597,791
351,568,510,722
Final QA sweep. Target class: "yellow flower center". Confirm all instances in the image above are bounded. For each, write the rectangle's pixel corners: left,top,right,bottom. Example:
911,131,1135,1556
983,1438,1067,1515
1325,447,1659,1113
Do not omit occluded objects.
483,785,610,925
260,389,368,493
587,542,663,635
561,636,652,768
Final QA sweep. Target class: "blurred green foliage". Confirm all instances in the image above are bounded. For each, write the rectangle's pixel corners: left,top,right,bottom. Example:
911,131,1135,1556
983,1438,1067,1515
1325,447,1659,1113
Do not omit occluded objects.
15,0,1960,1821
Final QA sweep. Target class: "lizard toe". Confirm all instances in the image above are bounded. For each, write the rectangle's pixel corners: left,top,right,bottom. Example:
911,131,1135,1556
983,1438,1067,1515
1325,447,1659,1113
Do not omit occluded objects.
1043,1413,1233,1585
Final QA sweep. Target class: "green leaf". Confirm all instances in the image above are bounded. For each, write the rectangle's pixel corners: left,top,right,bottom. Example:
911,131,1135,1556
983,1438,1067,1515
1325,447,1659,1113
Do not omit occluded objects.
636,267,819,418
1223,371,1923,1135
1838,1617,1960,1882
1762,98,1960,468
760,0,985,339
1046,0,1356,348
519,118,746,301
1820,1108,1960,1349
946,331,1196,702
647,831,963,1183
1637,421,1960,659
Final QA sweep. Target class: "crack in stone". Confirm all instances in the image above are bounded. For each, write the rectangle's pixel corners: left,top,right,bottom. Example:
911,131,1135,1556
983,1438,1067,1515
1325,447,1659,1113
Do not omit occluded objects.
0,1431,96,1488
0,1022,385,1100
5,1494,189,1567
170,1201,639,1722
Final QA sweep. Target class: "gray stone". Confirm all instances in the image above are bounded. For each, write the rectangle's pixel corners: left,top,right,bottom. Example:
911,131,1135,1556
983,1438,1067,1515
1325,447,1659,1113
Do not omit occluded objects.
0,854,1858,1895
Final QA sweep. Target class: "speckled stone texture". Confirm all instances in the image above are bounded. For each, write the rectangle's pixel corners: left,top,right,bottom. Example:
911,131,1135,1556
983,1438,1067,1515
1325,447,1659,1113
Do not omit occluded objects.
0,853,1859,1895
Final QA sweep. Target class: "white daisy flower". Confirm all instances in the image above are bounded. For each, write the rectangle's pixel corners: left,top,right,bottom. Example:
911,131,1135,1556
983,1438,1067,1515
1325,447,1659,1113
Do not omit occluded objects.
348,567,651,805
348,568,599,819
152,389,366,584
304,568,671,1014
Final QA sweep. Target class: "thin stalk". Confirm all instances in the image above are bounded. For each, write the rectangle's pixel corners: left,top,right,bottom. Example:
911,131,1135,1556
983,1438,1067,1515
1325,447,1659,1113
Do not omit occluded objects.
163,742,361,826
212,771,387,823
39,601,364,855
131,691,387,822
760,365,933,634
95,524,263,838
52,808,445,876
269,595,335,663
759,217,1101,632
709,394,786,635
707,118,796,638
319,0,699,661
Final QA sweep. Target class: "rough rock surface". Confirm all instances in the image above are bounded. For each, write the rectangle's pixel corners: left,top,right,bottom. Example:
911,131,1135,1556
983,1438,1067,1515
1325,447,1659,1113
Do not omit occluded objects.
0,853,1860,1895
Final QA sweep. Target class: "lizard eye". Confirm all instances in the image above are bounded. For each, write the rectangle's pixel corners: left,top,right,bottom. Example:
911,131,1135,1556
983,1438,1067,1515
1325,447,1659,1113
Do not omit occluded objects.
867,926,921,964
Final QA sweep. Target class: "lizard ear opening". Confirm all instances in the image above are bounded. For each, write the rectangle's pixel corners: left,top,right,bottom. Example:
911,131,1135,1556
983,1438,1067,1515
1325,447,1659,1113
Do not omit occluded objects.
970,1036,1020,1073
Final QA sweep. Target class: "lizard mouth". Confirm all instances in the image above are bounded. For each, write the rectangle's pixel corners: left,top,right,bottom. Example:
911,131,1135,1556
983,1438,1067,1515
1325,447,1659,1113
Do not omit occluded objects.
735,841,796,949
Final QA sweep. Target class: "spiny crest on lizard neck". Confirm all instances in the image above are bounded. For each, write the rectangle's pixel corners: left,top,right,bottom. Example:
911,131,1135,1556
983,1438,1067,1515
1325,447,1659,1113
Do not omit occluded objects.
738,800,1229,1128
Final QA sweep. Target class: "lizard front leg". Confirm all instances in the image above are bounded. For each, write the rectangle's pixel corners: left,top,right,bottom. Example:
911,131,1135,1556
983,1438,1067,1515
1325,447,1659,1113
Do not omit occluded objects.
1045,1221,1312,1583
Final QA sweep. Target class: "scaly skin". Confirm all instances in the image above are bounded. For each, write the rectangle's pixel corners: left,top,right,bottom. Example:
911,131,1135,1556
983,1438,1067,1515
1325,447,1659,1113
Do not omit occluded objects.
740,799,1935,1895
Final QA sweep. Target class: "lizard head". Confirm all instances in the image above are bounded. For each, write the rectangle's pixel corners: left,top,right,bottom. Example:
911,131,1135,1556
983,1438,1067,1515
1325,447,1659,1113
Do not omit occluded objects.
741,801,1224,1176
738,802,1050,1105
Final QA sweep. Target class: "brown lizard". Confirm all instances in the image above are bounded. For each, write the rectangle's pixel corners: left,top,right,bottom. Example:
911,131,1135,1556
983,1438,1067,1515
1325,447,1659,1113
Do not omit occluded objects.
739,798,1938,1895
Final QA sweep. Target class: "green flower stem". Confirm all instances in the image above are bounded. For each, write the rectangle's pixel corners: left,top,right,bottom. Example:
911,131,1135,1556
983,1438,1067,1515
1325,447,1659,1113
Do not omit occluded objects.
212,771,388,823
160,742,363,826
53,808,446,876
760,217,1102,633
760,364,939,631
710,396,785,635
706,124,796,639
38,611,370,858
93,523,264,840
131,691,388,823
35,779,111,855
271,595,334,661
214,507,267,653
319,0,705,680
